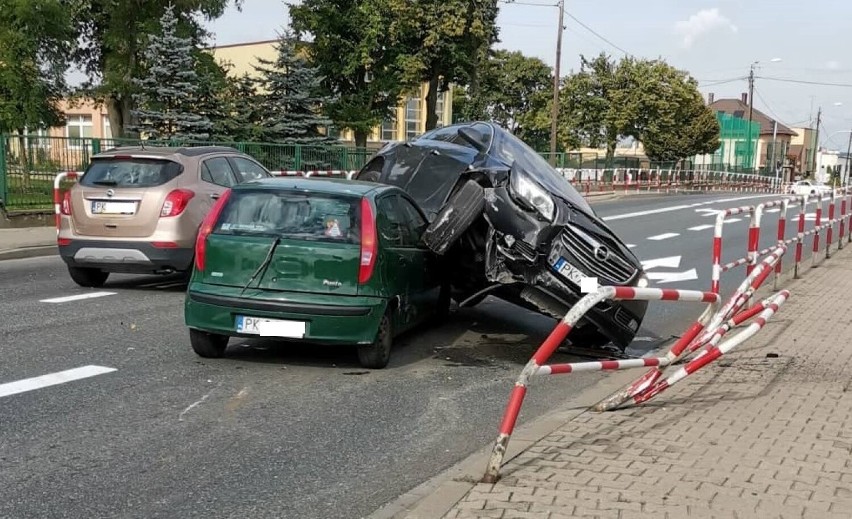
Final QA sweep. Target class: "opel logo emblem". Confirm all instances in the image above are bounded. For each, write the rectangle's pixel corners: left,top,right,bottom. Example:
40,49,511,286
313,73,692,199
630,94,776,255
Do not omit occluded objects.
106,189,115,198
594,246,609,261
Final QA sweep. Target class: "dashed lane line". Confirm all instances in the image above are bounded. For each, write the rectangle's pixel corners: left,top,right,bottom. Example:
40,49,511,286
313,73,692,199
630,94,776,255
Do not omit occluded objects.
0,365,117,399
40,292,116,304
647,233,680,241
688,224,714,231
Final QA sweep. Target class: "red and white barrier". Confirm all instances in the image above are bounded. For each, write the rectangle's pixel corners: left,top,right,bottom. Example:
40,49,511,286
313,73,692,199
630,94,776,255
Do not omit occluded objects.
482,286,721,483
269,170,357,179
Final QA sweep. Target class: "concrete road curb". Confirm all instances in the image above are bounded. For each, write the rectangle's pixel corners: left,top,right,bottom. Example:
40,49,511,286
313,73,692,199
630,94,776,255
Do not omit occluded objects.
366,364,647,519
0,245,58,261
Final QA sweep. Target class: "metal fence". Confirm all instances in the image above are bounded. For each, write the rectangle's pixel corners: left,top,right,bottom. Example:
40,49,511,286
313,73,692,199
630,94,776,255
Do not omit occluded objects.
0,135,380,210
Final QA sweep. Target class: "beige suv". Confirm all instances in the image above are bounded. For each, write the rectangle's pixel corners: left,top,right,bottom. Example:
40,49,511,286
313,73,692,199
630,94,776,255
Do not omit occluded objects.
58,146,271,287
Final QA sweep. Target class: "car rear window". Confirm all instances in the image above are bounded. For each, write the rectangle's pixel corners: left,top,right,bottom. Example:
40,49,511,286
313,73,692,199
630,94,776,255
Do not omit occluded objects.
214,190,361,244
80,158,183,188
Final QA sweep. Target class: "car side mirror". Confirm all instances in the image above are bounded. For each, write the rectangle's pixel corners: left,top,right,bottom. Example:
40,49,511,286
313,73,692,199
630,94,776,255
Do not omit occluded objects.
457,127,488,153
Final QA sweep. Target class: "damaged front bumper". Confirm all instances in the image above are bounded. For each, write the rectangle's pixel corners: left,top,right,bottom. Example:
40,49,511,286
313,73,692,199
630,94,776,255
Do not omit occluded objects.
482,187,648,349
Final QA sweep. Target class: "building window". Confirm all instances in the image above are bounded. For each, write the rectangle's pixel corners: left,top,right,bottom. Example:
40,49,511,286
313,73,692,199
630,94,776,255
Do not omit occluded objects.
66,115,93,149
435,91,445,127
381,114,397,141
102,116,113,139
405,95,421,140
24,127,50,149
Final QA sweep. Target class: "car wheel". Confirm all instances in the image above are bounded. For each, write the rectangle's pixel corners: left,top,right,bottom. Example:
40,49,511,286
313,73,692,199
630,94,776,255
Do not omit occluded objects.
357,311,393,369
189,329,229,358
567,326,613,349
67,266,109,288
436,282,452,320
422,180,485,255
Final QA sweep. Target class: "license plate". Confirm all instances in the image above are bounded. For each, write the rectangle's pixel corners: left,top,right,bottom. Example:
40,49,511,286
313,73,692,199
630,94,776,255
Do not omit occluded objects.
91,201,137,215
236,315,306,338
552,257,587,286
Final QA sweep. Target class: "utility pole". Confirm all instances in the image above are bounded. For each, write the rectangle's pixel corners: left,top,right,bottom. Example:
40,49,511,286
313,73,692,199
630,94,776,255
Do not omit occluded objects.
747,63,756,170
548,0,564,164
845,129,852,186
771,119,778,182
812,106,822,177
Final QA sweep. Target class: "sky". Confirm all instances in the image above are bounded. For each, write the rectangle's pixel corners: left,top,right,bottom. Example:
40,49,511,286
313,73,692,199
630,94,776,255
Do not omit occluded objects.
204,0,852,151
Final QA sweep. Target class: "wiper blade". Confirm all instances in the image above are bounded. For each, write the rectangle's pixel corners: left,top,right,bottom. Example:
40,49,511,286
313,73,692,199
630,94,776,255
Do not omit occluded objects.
239,235,281,296
92,180,118,186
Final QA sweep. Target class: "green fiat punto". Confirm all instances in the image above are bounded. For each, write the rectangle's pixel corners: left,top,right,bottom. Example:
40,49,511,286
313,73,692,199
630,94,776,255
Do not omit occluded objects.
184,177,448,368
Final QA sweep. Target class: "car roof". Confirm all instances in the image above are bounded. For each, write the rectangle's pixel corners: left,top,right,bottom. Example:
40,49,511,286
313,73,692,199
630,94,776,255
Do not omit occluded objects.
93,145,240,159
232,177,395,197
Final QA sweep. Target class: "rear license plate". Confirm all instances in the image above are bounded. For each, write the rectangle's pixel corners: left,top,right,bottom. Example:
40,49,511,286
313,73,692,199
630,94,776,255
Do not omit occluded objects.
552,257,587,286
91,201,137,215
236,315,306,338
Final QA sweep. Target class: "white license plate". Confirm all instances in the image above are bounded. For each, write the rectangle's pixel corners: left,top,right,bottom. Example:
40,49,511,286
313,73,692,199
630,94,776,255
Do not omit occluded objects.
91,201,137,215
236,316,306,338
552,257,586,286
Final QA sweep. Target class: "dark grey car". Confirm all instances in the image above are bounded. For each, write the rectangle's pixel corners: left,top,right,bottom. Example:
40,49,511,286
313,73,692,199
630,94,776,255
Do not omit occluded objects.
355,121,648,350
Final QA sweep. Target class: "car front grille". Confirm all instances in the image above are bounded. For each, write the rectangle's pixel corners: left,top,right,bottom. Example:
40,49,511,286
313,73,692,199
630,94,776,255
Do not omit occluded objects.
560,225,637,284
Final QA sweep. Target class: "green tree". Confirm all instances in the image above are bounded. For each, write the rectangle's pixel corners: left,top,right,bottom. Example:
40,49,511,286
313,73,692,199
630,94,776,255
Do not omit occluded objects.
290,0,408,149
559,53,719,165
0,0,74,134
389,0,500,131
253,30,335,144
129,4,212,140
73,0,236,138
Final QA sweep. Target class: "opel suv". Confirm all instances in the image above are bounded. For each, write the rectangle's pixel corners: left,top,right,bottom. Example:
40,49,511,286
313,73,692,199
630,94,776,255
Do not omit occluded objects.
57,146,272,287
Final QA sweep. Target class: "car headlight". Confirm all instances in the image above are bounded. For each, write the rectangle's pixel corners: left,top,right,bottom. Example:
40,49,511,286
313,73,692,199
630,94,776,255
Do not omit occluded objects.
510,169,555,221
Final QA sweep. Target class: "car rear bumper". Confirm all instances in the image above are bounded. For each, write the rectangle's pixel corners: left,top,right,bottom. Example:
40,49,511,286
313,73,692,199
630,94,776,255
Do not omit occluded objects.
59,239,194,273
184,286,388,345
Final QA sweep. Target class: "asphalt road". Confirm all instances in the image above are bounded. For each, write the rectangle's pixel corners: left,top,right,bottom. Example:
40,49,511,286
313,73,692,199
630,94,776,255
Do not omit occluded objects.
0,191,826,519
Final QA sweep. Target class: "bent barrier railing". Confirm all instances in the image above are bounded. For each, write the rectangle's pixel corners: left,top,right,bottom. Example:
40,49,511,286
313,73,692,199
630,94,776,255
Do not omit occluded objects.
557,168,782,195
710,188,852,294
483,246,790,483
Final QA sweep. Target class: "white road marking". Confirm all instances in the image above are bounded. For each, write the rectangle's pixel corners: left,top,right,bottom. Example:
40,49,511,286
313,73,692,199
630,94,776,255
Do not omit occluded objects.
723,218,741,223
40,292,116,304
641,256,682,270
688,224,714,231
766,208,781,213
647,233,679,241
0,365,116,399
603,195,778,222
646,268,699,284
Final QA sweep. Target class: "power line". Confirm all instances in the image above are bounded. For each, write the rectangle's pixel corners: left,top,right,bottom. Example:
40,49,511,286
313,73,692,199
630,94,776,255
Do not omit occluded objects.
563,12,630,56
497,0,558,6
753,87,788,126
698,77,746,87
758,76,852,88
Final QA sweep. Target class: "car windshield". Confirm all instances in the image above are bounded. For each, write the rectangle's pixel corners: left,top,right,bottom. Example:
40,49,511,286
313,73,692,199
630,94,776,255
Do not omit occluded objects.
80,158,183,188
214,190,361,244
492,132,593,213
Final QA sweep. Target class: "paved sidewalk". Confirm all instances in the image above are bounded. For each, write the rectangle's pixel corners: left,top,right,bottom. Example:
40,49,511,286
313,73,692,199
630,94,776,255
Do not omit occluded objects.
0,226,57,260
400,249,852,518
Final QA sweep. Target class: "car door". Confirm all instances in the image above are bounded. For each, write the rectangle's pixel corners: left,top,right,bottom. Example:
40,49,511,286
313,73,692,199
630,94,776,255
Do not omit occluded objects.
375,195,423,332
396,194,442,321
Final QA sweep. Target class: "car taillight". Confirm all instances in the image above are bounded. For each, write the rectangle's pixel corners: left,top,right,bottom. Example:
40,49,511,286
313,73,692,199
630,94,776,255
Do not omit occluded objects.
161,189,195,217
61,191,72,215
194,189,231,272
359,197,377,284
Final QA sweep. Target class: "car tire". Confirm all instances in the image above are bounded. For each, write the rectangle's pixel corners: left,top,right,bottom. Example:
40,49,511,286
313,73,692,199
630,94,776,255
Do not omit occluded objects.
436,282,452,320
567,326,613,349
357,311,393,369
67,266,109,288
189,329,229,358
422,180,485,255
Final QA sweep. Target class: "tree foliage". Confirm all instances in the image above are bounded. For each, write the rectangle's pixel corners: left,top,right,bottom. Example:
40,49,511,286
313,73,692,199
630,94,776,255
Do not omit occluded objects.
72,0,236,138
559,53,719,164
388,0,500,131
290,0,408,148
253,31,335,144
128,5,212,140
0,0,74,134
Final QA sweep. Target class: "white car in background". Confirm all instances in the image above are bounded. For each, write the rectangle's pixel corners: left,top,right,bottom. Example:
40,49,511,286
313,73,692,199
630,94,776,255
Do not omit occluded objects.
788,180,833,196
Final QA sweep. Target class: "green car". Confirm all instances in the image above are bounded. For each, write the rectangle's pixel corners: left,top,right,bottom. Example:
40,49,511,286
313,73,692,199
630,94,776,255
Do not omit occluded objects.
184,177,448,369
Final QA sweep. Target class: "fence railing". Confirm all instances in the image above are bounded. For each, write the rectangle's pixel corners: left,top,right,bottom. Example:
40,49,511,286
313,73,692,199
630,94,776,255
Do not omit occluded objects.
0,133,790,211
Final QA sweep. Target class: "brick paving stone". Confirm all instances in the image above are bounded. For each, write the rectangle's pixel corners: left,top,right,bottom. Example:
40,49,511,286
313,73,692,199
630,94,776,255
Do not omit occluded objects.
440,253,852,519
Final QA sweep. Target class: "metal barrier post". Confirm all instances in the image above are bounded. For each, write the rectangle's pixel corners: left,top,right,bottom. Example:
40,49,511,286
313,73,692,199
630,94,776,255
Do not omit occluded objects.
813,195,823,268
774,199,790,290
794,196,807,278
827,190,837,258
840,191,847,250
747,207,762,278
